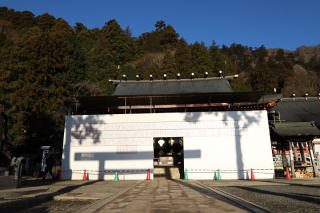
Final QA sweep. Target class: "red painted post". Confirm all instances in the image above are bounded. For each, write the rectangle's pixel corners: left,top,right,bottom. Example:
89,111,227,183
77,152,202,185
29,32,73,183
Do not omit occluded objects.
146,169,150,180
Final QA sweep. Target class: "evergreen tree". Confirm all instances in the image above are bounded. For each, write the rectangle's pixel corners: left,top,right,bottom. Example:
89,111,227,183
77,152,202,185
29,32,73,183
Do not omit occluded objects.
86,37,115,95
175,38,192,77
0,25,65,150
36,13,55,31
161,50,177,78
74,22,87,33
102,19,137,65
138,32,162,53
190,42,212,76
160,25,179,47
209,40,225,75
253,58,278,93
253,45,267,62
155,20,166,31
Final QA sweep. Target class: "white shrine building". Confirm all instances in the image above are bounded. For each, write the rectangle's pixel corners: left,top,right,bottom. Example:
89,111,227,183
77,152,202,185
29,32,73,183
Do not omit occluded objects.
61,75,275,180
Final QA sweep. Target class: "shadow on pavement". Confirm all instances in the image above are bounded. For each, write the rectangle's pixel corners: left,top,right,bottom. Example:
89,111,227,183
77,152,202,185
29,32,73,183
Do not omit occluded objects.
18,188,49,195
236,186,320,205
20,178,57,188
258,179,320,189
0,180,100,213
292,193,320,198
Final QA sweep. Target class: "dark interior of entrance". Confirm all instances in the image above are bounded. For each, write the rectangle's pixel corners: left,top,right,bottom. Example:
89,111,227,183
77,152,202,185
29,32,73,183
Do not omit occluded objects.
153,137,184,179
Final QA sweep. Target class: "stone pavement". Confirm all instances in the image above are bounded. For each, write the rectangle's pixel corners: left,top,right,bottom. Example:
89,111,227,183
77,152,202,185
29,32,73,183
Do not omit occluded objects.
96,179,247,213
2,177,320,212
0,178,138,203
1,178,251,212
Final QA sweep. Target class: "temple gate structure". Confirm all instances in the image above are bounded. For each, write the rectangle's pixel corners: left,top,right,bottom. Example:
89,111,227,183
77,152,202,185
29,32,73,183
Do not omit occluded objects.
61,75,275,180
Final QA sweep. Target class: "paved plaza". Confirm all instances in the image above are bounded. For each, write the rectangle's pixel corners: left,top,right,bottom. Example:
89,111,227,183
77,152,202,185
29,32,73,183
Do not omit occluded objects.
94,179,246,213
0,178,320,212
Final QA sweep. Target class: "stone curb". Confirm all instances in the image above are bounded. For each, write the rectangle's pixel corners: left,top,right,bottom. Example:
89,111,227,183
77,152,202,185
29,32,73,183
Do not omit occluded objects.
53,196,101,201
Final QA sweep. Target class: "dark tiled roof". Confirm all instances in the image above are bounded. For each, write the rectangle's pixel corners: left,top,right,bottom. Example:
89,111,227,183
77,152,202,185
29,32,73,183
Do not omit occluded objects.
272,98,320,124
112,79,233,96
270,121,320,137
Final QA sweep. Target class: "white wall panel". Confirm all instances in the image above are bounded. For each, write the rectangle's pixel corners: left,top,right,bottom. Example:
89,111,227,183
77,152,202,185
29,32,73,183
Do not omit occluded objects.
62,111,274,180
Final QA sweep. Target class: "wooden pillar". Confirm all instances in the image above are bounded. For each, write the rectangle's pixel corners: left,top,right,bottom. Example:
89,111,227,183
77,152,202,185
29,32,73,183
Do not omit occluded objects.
293,142,297,161
75,100,78,114
298,142,305,161
288,141,296,177
281,141,287,176
307,141,319,177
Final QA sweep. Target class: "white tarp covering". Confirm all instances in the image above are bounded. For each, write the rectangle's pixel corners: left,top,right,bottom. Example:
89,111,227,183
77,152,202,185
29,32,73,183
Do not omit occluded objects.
61,111,274,180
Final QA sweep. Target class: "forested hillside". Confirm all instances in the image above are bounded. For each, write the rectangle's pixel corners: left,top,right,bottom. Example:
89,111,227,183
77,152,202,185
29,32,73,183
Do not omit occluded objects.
0,7,319,160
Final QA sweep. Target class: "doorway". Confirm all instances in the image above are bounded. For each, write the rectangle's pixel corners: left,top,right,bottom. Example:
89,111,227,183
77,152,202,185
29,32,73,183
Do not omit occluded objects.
153,137,184,179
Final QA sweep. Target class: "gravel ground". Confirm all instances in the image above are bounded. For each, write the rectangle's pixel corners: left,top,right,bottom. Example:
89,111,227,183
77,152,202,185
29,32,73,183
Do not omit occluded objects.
200,179,320,213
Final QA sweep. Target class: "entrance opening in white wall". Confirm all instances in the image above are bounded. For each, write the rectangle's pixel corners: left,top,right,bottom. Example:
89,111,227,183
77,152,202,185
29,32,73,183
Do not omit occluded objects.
153,137,184,179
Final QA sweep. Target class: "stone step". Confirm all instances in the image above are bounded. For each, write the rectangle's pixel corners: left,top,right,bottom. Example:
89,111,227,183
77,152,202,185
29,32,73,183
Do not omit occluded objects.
154,167,182,179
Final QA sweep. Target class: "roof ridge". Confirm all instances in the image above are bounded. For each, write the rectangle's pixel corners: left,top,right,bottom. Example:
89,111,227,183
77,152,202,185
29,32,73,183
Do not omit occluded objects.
110,75,238,84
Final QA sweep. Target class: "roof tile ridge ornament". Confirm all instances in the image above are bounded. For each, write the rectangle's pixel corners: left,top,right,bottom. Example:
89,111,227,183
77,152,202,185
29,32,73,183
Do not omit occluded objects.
280,93,320,102
109,74,239,84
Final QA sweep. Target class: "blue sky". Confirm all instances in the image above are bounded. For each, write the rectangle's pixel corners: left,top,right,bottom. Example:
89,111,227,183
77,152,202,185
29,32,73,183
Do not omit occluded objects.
1,0,319,50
